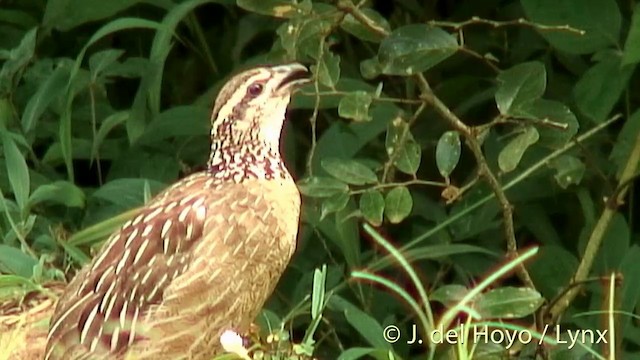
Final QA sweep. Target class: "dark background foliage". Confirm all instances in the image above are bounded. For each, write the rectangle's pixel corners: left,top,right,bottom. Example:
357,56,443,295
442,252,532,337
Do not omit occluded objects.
1,0,640,358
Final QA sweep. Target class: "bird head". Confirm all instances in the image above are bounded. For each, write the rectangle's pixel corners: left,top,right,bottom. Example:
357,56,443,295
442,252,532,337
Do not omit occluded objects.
210,63,309,149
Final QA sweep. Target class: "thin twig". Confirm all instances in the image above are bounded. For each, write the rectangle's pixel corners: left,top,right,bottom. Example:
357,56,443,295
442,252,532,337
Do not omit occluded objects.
429,17,586,35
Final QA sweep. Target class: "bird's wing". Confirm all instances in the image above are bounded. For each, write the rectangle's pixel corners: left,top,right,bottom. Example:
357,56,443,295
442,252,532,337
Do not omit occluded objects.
45,173,227,359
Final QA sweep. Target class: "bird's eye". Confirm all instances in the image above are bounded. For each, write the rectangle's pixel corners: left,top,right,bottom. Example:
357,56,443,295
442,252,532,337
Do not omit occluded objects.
247,83,264,97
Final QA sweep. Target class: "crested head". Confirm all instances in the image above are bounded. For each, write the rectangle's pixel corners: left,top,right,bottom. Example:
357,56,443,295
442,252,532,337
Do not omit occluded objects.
207,63,309,182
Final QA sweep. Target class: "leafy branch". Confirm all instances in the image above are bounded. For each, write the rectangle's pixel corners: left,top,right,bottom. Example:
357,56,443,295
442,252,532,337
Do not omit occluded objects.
339,0,535,287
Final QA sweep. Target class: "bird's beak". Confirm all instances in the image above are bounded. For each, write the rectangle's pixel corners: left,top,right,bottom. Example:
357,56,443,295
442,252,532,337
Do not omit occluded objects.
275,63,311,90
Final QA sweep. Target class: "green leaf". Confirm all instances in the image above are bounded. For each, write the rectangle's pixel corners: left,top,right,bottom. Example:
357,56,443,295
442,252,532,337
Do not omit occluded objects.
138,105,209,144
21,63,70,133
573,56,633,123
0,245,37,278
337,348,378,360
311,265,327,319
385,119,421,174
359,190,385,226
321,158,377,185
594,213,629,273
497,126,540,173
623,4,640,65
320,192,350,220
384,187,412,224
435,131,461,178
313,51,340,88
431,284,468,305
611,109,640,177
495,62,546,115
395,140,421,175
135,0,224,128
0,28,37,92
0,98,13,130
549,155,585,188
528,245,578,298
298,176,349,198
236,0,312,18
2,132,30,211
43,0,152,31
521,0,621,54
338,91,372,122
514,99,578,148
475,287,543,318
359,57,381,80
89,49,125,78
378,25,458,76
61,17,163,180
340,8,390,42
329,296,391,350
28,181,85,209
92,111,130,160
92,178,166,209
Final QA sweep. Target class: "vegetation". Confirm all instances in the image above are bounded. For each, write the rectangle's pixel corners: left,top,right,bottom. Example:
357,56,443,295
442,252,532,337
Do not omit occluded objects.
1,0,640,358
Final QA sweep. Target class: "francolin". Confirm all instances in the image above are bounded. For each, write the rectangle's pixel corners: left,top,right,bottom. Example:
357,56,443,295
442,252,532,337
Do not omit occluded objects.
44,63,309,359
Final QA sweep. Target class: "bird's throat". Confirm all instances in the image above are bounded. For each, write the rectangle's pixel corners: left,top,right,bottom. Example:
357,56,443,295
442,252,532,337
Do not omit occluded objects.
207,140,289,182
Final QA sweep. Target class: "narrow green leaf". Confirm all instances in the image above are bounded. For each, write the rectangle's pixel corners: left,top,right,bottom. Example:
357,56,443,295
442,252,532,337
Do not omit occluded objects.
311,265,327,319
497,126,540,173
298,176,349,198
378,25,458,76
435,131,461,178
321,158,377,185
359,190,384,226
142,0,224,121
384,187,412,224
338,91,372,122
475,287,543,318
0,98,12,130
495,62,546,115
68,208,138,247
2,133,30,211
92,111,129,161
21,64,70,132
89,49,125,78
0,28,37,93
61,17,163,180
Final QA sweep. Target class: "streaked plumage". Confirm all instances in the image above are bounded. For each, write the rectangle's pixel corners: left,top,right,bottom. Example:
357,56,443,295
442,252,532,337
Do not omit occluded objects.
44,63,309,359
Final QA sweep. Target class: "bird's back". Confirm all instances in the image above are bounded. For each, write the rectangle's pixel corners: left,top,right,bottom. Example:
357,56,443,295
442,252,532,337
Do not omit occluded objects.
46,171,300,359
